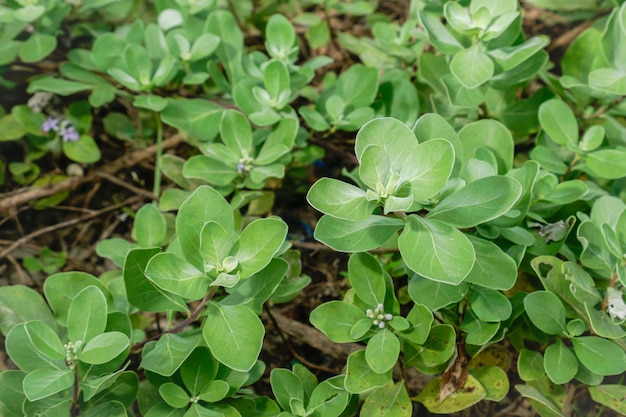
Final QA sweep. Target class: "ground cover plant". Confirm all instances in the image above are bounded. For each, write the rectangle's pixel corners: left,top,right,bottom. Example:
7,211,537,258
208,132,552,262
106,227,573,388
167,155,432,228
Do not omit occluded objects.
0,0,625,416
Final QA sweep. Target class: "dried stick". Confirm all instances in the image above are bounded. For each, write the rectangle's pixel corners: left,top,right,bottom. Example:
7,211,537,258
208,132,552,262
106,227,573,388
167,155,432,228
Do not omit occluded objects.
0,134,181,213
0,195,143,259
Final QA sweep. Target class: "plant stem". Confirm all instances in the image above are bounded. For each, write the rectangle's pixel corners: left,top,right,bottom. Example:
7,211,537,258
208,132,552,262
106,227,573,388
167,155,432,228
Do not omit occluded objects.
153,112,163,197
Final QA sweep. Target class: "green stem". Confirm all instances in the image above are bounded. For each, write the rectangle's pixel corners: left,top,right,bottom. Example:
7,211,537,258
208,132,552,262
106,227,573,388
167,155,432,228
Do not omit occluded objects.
153,112,163,197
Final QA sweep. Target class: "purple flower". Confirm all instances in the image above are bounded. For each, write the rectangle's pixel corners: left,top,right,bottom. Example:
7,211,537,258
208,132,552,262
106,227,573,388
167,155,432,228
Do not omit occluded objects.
41,117,59,133
60,125,80,142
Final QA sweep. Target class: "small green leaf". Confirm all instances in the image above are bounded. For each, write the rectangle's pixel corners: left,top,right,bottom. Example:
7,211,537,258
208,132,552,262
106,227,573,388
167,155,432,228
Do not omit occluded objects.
230,217,288,278
469,286,512,322
307,178,375,220
63,135,101,164
145,253,207,300
361,382,412,417
141,333,200,376
543,340,578,384
314,215,404,252
79,331,130,365
365,328,400,374
159,382,190,408
571,336,626,376
538,99,578,147
345,350,393,394
416,375,486,414
133,203,167,247
133,95,168,112
348,252,386,307
450,45,494,89
270,369,304,413
523,291,566,335
0,285,55,335
517,349,545,381
310,301,368,343
588,385,626,415
24,321,65,360
584,148,626,179
180,347,219,395
18,33,56,63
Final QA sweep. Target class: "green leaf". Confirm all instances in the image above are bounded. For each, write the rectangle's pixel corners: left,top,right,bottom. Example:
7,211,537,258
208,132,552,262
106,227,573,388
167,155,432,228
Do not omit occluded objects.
427,176,522,228
416,375,486,414
24,321,65,360
571,336,626,376
460,311,499,345
264,60,290,101
584,148,626,179
270,369,304,413
63,135,101,164
361,382,412,417
538,99,578,148
220,110,252,154
399,215,475,284
335,64,379,108
133,95,168,112
198,380,229,403
523,291,566,335
133,203,167,247
161,99,222,142
469,286,511,322
459,119,514,174
0,371,26,416
600,3,626,72
23,369,73,402
190,33,220,61
5,324,65,372
18,33,56,63
310,301,368,343
231,217,288,278
588,385,626,415
355,117,417,169
408,274,468,310
80,369,129,402
464,235,517,290
365,328,400,374
180,347,218,395
345,350,393,394
266,14,296,56
400,139,455,203
145,253,208,300
176,186,234,270
307,178,375,220
515,384,565,417
471,366,509,402
160,382,190,408
123,248,189,313
80,332,130,365
203,303,264,371
199,221,234,270
517,349,545,381
67,286,107,343
0,285,55,336
141,334,200,376
314,215,404,252
543,340,578,384
450,45,494,89
348,252,386,307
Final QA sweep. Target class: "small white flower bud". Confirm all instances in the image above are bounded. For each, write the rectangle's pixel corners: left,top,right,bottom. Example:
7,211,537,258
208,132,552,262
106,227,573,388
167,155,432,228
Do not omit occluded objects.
384,313,393,321
378,321,385,329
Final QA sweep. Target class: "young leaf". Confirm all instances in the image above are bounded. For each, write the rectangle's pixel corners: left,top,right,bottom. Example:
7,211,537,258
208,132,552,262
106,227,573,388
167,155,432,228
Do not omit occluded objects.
399,215,475,284
310,301,368,343
307,178,376,220
133,203,167,247
203,303,264,371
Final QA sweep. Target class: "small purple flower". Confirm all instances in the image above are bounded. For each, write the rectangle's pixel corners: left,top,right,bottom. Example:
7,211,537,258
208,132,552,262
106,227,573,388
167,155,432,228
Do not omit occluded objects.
41,117,59,133
60,125,80,142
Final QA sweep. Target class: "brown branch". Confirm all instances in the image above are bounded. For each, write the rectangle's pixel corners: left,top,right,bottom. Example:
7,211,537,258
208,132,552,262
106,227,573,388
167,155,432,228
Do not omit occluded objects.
0,134,182,213
0,195,143,260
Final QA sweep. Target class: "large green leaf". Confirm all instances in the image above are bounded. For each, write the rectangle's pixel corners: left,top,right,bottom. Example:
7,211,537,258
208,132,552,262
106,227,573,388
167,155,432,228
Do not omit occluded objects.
334,64,379,108
348,252,386,307
161,99,222,142
23,369,73,402
399,215,475,284
203,303,264,371
18,33,56,63
0,285,55,336
67,286,107,343
584,148,626,179
427,176,522,228
571,336,626,376
314,215,404,252
464,235,517,290
523,291,566,335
